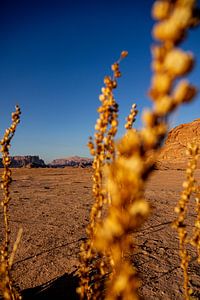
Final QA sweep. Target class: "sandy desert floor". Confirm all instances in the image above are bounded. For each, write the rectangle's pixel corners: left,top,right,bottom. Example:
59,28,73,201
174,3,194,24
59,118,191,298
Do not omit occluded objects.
0,167,200,300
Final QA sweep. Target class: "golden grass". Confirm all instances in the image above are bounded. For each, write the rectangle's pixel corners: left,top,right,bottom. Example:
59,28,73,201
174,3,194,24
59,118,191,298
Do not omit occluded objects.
79,1,200,299
0,1,200,300
0,105,21,300
173,143,199,299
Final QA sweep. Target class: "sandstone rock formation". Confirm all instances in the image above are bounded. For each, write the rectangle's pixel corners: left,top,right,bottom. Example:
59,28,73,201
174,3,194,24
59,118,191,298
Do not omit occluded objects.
157,119,200,169
1,119,199,170
49,156,93,168
0,155,46,168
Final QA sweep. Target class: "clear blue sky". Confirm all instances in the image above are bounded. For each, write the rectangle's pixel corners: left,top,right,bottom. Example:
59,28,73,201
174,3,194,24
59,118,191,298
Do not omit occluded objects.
0,0,200,163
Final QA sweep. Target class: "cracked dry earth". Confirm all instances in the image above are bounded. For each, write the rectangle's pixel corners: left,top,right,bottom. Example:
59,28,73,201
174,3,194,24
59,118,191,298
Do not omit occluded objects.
0,167,200,299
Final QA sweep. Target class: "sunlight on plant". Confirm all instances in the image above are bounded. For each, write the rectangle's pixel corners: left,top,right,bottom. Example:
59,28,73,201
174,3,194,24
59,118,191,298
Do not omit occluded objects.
77,51,128,300
0,105,22,300
173,143,199,300
78,0,200,299
0,1,200,300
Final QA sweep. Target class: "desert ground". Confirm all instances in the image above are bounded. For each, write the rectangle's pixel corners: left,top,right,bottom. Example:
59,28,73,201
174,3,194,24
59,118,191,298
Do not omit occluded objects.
0,167,200,300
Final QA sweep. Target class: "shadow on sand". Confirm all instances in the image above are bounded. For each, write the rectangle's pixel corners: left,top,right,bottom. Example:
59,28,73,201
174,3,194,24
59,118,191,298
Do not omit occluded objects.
22,271,80,300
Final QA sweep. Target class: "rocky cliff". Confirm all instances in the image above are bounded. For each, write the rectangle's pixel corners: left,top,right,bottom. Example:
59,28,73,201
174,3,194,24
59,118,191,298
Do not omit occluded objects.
157,119,200,169
0,155,46,168
49,156,93,168
1,119,199,170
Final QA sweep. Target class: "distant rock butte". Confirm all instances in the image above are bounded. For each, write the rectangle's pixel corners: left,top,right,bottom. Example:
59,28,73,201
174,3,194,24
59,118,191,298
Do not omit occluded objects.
0,155,93,168
49,156,93,168
0,156,45,168
0,119,199,170
156,119,200,169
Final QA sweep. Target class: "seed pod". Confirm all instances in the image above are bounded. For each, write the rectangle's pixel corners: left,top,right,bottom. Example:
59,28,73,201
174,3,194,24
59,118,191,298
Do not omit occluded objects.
120,50,128,58
152,0,172,20
151,72,172,94
173,80,197,104
164,49,194,76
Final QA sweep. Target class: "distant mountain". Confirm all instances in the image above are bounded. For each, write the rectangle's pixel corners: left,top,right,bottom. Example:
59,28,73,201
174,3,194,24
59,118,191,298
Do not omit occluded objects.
1,119,199,171
0,155,93,168
0,155,46,168
49,156,93,168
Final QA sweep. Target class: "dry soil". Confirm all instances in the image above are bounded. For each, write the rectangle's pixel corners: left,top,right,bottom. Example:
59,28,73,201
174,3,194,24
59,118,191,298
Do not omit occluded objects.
0,167,200,300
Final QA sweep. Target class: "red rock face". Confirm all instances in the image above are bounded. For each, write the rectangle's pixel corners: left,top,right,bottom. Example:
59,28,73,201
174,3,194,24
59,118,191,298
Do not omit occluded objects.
49,156,93,167
0,156,45,168
0,155,93,168
157,119,200,169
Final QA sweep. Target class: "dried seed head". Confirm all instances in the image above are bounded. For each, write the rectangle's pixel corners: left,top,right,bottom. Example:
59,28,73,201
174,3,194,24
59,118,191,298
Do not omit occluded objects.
151,72,172,94
164,49,194,76
120,50,128,59
111,63,119,71
152,1,172,20
173,80,197,104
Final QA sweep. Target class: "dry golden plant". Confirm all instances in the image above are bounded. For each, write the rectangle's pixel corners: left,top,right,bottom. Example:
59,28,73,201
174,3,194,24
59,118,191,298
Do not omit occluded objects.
0,105,22,300
125,104,138,130
90,1,200,299
173,143,199,300
191,187,200,263
78,51,128,300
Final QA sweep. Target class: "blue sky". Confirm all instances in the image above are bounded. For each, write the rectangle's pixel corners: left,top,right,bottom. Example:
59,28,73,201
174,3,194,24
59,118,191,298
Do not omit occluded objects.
0,0,200,162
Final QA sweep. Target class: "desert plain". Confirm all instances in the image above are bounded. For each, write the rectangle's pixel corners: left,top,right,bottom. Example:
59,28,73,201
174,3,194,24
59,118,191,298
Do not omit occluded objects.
0,166,200,300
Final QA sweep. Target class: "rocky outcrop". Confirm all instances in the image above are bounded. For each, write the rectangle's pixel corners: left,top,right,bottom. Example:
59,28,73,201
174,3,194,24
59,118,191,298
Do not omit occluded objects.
0,156,46,168
1,119,199,171
0,155,92,168
156,119,200,169
49,156,93,168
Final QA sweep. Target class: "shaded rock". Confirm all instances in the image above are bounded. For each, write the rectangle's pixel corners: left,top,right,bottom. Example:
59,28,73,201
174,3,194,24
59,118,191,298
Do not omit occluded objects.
157,119,200,169
49,156,93,168
0,156,46,168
